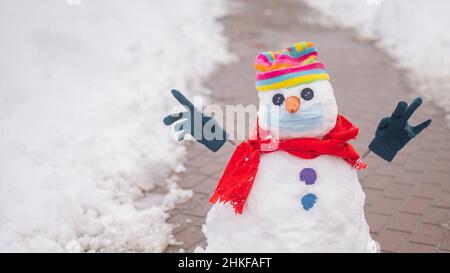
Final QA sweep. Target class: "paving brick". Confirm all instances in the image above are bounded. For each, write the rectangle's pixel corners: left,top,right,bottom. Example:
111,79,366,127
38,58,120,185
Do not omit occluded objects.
372,169,396,180
188,202,213,218
400,197,433,215
389,155,408,166
422,170,450,186
369,197,404,216
423,206,450,225
187,153,216,168
395,170,424,186
362,188,381,206
430,160,450,173
357,171,370,182
436,150,450,161
180,193,209,215
164,244,185,253
377,229,409,253
412,184,442,200
182,194,212,217
193,216,206,228
404,160,432,173
185,152,202,164
167,213,201,235
178,173,209,189
362,175,391,191
198,162,226,176
366,213,390,234
409,224,446,246
175,225,205,251
439,233,450,252
373,166,397,179
383,183,413,200
386,213,421,233
188,238,207,253
442,179,450,193
413,151,436,163
403,242,437,253
211,171,224,180
434,191,450,209
193,178,217,194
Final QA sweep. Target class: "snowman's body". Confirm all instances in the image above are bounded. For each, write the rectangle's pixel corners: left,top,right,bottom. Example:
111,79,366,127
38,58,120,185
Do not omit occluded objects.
205,152,376,252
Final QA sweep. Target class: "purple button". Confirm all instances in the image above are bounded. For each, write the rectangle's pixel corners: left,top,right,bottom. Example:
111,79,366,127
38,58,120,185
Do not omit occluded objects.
299,168,317,185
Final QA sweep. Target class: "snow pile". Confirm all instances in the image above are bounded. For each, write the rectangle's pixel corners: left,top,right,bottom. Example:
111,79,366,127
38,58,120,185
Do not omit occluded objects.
303,0,450,122
0,0,230,252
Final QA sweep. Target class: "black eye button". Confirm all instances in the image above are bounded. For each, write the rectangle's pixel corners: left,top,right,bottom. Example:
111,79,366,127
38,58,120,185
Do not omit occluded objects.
301,88,314,101
272,93,285,106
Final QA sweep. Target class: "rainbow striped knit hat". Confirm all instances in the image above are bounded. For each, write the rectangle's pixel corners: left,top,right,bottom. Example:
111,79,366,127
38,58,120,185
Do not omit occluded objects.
255,42,329,92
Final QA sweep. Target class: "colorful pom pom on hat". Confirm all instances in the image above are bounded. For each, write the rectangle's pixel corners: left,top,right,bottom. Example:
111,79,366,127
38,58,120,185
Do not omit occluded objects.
255,41,329,92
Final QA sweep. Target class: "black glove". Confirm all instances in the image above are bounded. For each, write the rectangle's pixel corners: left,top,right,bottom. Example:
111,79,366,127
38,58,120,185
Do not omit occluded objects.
163,89,228,152
369,97,432,162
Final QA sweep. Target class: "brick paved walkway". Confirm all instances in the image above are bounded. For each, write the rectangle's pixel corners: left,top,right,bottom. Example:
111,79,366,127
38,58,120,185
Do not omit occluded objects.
165,0,450,253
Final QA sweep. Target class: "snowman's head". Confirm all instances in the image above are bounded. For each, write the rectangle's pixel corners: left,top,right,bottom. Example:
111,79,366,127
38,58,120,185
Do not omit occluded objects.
254,42,337,139
257,80,338,139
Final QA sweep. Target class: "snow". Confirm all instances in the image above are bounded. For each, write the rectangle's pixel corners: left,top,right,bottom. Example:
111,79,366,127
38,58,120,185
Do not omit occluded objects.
0,0,231,252
303,0,450,122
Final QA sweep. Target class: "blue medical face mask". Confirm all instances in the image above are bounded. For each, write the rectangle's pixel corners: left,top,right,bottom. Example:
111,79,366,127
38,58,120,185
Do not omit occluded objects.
265,102,324,133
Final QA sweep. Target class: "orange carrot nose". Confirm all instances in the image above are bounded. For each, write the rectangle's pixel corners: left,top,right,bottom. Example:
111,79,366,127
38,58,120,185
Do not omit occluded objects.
285,96,300,113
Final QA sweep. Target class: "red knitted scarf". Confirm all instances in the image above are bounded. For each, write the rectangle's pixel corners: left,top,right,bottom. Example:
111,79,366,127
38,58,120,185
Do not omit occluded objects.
209,114,366,214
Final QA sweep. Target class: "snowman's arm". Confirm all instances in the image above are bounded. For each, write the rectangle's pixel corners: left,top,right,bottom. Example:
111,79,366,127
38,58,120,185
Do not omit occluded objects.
361,149,371,159
228,139,237,146
163,89,232,152
367,97,432,162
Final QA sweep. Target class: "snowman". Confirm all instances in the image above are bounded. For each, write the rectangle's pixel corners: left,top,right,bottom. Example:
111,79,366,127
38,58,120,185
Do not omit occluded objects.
163,41,432,252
